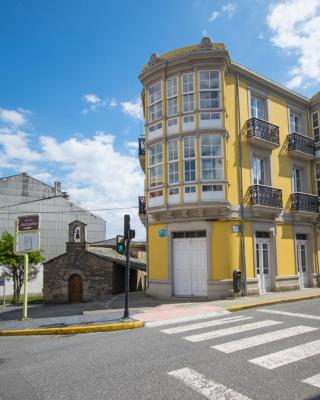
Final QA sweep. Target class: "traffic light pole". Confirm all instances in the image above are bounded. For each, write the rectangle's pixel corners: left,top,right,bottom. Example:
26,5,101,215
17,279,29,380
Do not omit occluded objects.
123,238,130,319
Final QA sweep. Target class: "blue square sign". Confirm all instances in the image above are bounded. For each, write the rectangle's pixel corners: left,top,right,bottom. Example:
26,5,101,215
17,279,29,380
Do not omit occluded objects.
159,229,166,238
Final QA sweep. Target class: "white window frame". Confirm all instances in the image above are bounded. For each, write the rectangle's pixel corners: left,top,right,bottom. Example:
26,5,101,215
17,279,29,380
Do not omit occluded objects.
292,160,307,193
312,111,320,143
200,134,224,181
251,95,265,120
248,87,269,122
182,73,195,113
251,149,272,186
290,111,302,134
182,114,195,131
201,184,224,201
148,142,163,189
184,185,197,203
166,76,178,118
198,70,221,110
148,81,162,123
167,139,179,186
315,162,320,197
183,136,196,183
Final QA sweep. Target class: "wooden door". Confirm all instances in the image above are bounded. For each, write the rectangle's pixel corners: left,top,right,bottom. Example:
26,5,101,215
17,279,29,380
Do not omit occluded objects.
69,274,83,303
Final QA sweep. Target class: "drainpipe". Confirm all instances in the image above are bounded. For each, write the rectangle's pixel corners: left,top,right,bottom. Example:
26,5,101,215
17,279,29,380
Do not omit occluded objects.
236,73,247,296
313,222,320,287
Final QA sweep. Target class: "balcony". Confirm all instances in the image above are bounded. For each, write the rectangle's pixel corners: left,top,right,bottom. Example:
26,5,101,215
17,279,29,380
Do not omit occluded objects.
249,184,283,211
138,196,147,226
247,118,280,149
287,133,315,160
138,137,146,171
291,193,319,214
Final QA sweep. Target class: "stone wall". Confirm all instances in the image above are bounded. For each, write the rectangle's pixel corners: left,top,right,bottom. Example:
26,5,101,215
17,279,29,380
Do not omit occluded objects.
43,244,115,303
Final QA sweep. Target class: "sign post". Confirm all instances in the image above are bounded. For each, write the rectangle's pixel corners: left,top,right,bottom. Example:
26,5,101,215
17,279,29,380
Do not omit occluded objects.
22,254,29,319
14,214,40,320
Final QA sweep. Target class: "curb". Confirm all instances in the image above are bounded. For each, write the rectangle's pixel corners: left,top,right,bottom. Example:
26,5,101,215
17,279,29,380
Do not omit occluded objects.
0,320,144,336
225,293,320,312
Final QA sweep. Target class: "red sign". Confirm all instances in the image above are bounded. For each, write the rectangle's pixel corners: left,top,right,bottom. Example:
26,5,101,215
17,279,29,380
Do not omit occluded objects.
17,215,39,232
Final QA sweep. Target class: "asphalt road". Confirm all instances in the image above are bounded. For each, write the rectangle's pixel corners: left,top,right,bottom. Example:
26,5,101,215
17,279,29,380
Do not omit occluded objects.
1,299,320,400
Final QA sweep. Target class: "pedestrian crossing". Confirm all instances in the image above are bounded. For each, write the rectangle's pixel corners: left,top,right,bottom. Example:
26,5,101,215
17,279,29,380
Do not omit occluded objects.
168,368,252,400
162,309,320,399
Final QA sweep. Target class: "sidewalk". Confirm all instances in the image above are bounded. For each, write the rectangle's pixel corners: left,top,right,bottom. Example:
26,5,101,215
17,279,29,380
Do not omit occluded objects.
1,287,320,335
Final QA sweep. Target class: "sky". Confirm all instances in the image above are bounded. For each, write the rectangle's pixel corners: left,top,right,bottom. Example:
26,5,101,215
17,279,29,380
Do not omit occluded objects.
0,0,319,240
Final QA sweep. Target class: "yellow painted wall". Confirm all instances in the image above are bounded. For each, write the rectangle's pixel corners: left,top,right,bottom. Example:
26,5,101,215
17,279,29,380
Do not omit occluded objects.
148,224,168,280
212,221,241,280
244,222,254,279
224,74,239,205
276,224,296,276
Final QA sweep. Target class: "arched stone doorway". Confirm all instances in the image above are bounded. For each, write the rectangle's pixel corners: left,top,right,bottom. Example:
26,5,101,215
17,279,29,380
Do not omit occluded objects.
69,274,83,303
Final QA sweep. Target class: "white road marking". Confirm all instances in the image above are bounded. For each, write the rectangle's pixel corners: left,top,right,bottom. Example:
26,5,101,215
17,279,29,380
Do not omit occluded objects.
161,315,253,334
303,373,320,388
257,309,320,320
145,311,230,328
184,320,282,343
212,325,317,353
249,338,320,369
168,368,252,400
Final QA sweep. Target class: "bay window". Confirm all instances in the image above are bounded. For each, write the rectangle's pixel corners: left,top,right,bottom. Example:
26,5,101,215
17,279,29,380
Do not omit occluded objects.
148,142,163,188
312,112,320,143
166,77,178,117
200,135,223,181
183,136,196,182
167,139,179,185
182,73,194,113
199,71,220,110
148,82,162,123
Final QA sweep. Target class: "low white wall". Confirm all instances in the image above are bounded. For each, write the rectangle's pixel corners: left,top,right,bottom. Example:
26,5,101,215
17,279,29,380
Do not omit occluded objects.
0,265,43,296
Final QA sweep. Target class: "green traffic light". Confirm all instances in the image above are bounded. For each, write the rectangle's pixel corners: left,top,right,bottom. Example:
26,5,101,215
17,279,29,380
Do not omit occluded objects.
117,243,124,254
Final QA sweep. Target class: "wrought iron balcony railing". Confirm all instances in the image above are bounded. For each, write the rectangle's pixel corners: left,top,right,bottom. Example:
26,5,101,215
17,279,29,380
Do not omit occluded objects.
138,196,146,215
291,192,319,213
288,133,315,157
247,118,280,146
138,137,146,156
249,184,283,208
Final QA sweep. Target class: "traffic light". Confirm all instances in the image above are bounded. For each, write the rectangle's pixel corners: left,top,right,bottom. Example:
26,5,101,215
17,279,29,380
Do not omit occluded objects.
116,235,125,254
124,214,130,239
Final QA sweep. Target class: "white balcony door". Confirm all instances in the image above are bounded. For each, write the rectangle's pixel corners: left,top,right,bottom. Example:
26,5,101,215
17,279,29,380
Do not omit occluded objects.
293,167,302,193
253,157,265,185
173,237,207,297
296,240,309,288
255,238,272,293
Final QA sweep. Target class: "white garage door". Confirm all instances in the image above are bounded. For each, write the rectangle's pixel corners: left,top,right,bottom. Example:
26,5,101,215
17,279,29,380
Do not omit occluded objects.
173,233,207,297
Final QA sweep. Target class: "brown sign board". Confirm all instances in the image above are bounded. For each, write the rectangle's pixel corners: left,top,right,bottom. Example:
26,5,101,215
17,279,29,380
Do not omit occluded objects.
17,215,39,232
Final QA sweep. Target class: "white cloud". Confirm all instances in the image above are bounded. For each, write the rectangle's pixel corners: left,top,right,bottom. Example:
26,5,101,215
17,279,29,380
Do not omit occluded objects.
126,141,139,155
83,93,102,105
0,129,41,161
258,32,264,40
120,98,142,120
208,11,220,21
202,30,209,37
0,108,27,127
208,2,236,22
222,3,236,16
0,106,146,238
267,0,320,89
110,98,117,108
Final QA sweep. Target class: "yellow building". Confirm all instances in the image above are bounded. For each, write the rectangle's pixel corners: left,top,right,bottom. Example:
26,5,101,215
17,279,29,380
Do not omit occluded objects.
137,37,320,299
